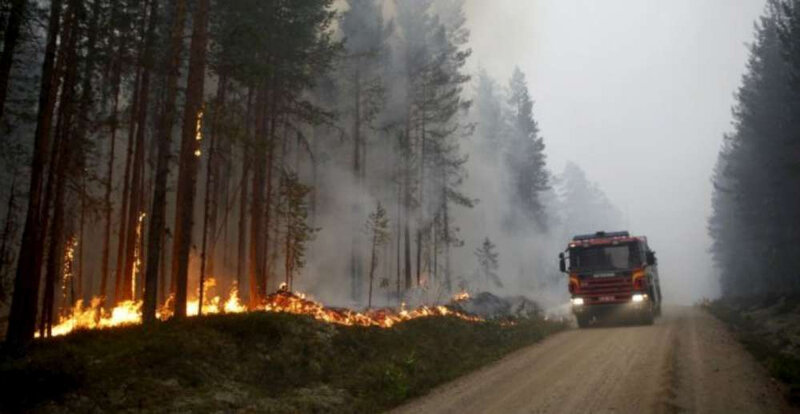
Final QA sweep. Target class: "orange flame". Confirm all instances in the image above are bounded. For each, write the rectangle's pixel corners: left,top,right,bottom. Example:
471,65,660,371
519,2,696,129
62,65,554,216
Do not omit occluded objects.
38,281,481,338
261,291,481,328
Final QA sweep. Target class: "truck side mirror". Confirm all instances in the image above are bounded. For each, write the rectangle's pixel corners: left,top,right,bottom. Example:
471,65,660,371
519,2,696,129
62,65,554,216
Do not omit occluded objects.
646,251,657,266
558,252,566,273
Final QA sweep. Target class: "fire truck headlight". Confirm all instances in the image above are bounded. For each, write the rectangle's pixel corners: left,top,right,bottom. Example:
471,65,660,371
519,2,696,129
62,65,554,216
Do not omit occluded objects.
632,294,647,303
571,297,584,306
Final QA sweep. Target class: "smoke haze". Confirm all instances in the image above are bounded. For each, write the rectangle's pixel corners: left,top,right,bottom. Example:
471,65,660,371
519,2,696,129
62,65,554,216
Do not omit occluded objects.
464,0,767,304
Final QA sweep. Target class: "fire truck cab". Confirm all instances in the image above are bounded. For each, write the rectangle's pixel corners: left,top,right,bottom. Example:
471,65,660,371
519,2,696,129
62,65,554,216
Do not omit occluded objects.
558,231,662,327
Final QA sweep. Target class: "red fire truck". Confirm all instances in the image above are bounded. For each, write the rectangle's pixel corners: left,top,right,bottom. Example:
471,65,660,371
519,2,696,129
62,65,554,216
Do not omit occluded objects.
558,231,662,327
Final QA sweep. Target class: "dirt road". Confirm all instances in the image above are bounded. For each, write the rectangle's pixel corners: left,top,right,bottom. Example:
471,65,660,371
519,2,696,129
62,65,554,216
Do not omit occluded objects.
393,306,793,414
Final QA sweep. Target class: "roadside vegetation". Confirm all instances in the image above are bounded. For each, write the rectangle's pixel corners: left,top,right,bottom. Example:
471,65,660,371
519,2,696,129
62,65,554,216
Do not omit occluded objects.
0,312,565,413
706,297,800,404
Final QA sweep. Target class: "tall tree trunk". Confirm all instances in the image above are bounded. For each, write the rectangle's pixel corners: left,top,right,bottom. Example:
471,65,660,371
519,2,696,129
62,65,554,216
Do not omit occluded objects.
113,1,150,303
121,0,158,303
0,0,27,120
205,74,226,288
350,67,362,302
171,0,210,318
73,0,100,303
41,0,79,337
5,0,64,349
442,188,451,293
143,0,186,324
248,88,266,306
395,169,401,303
113,64,141,303
416,107,426,287
368,232,378,309
158,229,167,304
263,90,277,294
403,127,412,290
77,176,85,301
100,29,125,304
0,175,17,286
404,220,411,290
236,87,253,290
237,144,249,290
198,89,219,315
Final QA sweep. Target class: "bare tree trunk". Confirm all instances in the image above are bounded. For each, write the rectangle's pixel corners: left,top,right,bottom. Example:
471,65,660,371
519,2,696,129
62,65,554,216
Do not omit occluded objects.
5,0,64,349
77,176,85,301
284,209,291,288
442,187,451,293
235,87,253,291
121,0,157,303
143,0,186,323
41,0,79,337
248,89,265,307
171,0,210,318
73,0,101,303
403,127,412,291
113,2,151,304
395,170,401,303
205,74,226,288
263,99,276,294
237,146,249,291
0,0,27,120
368,232,378,309
114,63,142,303
158,229,167,304
101,32,124,304
198,92,218,315
350,67,362,302
0,175,17,285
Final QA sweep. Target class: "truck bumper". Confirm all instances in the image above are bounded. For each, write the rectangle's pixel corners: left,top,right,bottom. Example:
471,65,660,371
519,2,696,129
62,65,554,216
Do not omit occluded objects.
572,300,651,319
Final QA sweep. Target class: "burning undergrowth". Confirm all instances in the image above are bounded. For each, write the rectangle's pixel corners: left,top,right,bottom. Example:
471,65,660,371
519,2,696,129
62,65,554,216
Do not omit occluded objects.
39,282,483,338
0,304,566,413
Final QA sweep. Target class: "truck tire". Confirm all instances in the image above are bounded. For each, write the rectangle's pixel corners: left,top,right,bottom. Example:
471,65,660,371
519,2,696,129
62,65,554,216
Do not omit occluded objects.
576,314,592,328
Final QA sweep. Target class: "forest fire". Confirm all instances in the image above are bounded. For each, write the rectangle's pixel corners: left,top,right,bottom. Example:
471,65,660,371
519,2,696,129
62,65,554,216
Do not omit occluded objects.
37,282,482,338
452,291,471,302
263,290,482,328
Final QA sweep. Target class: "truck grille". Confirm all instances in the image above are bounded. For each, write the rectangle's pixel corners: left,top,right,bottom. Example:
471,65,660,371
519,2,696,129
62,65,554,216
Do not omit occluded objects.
578,274,632,304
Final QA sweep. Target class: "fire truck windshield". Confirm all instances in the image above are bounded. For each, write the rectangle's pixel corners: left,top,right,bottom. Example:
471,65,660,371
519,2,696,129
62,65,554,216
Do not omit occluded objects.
569,243,641,272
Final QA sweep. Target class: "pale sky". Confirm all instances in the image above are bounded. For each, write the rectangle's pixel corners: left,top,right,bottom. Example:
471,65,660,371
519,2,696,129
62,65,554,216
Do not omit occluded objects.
464,0,767,303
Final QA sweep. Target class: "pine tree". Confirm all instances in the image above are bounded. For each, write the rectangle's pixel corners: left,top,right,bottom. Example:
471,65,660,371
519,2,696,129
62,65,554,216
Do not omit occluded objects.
364,202,390,308
557,162,623,237
142,0,187,324
475,236,501,289
279,170,316,290
0,0,28,120
5,0,65,348
709,2,800,295
506,67,548,232
341,0,391,303
171,0,210,318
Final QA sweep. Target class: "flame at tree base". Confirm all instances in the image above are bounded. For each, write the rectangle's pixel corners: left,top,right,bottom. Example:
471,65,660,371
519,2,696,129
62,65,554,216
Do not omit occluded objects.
38,281,482,338
264,290,481,328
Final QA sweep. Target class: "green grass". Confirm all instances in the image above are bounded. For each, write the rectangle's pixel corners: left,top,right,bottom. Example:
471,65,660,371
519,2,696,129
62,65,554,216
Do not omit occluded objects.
0,312,565,413
707,298,800,404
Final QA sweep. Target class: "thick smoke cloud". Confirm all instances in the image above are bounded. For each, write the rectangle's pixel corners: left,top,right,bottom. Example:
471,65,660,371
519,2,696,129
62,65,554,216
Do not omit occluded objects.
464,0,767,304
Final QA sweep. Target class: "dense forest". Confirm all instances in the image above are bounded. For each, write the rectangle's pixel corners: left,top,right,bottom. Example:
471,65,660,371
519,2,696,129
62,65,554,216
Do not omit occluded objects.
0,0,623,348
710,0,800,297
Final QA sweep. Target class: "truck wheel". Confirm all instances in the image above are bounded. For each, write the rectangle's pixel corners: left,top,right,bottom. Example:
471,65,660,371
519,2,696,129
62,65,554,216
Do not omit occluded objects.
576,314,592,328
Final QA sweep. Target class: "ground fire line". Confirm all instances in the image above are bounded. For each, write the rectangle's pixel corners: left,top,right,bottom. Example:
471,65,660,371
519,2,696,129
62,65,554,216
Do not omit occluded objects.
37,284,481,338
